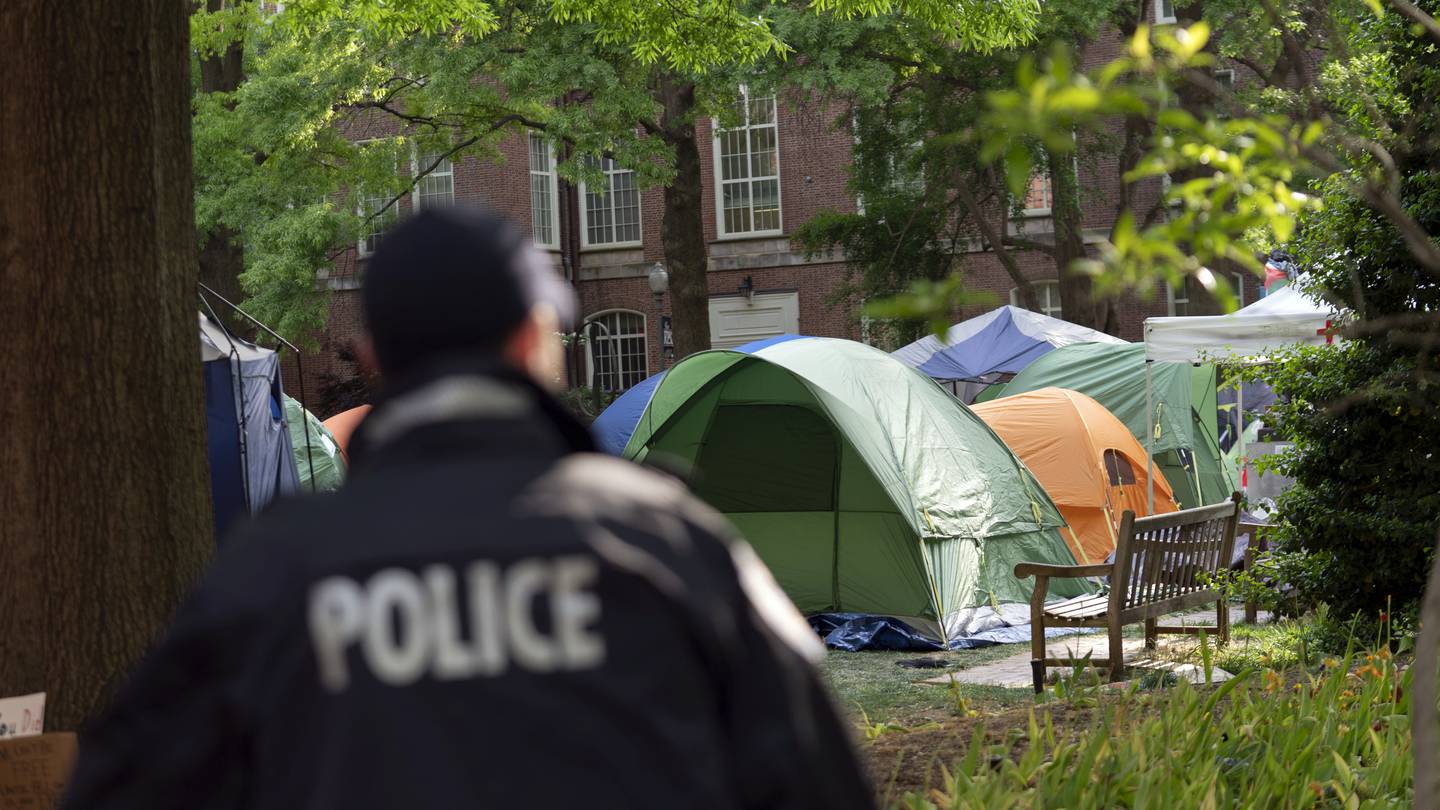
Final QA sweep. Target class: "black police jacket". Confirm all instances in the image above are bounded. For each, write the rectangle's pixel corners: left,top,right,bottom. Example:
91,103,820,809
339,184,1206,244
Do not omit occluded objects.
61,369,876,810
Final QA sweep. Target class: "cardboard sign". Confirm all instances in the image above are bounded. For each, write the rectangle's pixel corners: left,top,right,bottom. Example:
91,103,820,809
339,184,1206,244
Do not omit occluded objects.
0,694,44,740
0,733,77,809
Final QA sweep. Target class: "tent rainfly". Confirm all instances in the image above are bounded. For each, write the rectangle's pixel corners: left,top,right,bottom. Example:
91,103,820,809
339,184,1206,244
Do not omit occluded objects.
284,395,346,493
971,388,1180,565
891,305,1127,387
591,333,807,455
991,342,1236,510
622,336,1090,645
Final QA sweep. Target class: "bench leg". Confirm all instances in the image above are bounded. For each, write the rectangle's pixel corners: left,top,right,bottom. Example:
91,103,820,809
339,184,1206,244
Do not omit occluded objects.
1031,614,1046,694
1217,597,1230,647
1107,618,1125,683
1243,546,1257,624
1144,617,1158,650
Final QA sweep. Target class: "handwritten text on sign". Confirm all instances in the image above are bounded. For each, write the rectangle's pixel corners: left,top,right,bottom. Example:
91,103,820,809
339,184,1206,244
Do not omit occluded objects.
0,694,44,740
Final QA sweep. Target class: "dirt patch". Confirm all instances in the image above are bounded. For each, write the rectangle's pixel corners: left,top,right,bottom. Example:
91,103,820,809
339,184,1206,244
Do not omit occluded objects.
860,695,1150,804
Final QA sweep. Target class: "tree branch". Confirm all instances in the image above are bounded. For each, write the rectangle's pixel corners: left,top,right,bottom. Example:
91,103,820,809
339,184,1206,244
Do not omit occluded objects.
1386,0,1440,48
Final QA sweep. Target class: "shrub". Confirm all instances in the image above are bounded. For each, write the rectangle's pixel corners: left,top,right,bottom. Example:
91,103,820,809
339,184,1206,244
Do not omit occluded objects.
903,645,1411,808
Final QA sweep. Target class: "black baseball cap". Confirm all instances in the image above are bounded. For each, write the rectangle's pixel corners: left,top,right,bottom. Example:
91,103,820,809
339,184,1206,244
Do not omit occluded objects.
361,206,576,375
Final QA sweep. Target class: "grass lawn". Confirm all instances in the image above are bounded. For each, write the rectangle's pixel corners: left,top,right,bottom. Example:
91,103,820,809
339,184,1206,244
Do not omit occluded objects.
818,642,1036,725
818,609,1297,732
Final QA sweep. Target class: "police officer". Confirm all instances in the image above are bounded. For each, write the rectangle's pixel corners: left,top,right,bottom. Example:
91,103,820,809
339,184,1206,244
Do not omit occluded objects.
62,207,876,810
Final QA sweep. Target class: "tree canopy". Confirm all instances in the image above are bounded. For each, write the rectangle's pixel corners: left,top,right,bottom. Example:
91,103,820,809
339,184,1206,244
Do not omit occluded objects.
192,0,1043,344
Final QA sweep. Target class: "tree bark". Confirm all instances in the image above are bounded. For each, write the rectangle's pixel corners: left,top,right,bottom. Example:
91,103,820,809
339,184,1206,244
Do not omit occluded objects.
657,75,711,360
1050,149,1119,334
953,177,1037,311
197,0,248,330
0,0,213,731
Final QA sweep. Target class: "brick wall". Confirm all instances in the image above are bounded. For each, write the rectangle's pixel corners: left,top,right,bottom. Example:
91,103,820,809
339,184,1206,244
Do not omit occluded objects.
290,25,1265,404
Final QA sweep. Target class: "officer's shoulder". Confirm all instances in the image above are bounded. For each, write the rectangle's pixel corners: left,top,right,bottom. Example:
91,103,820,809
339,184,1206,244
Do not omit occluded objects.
525,453,733,537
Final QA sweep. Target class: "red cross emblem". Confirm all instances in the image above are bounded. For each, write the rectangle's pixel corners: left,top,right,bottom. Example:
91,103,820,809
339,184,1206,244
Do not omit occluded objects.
1316,320,1334,344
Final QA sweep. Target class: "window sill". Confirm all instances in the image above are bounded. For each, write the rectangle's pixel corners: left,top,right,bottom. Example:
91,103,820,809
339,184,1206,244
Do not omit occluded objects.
714,229,785,242
580,242,643,252
1020,209,1051,218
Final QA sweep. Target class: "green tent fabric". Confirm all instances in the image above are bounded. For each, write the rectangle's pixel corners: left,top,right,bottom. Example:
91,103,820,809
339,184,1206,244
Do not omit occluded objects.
284,395,346,493
623,337,1088,644
991,343,1236,509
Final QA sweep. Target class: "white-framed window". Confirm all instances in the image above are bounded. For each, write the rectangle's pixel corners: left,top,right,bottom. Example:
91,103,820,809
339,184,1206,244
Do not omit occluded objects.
1214,69,1236,119
411,151,454,212
714,90,782,237
1155,0,1176,24
356,191,398,258
355,139,399,258
1011,281,1062,318
1166,279,1191,316
1234,272,1247,309
580,156,641,248
1022,170,1053,216
584,310,648,392
528,133,561,249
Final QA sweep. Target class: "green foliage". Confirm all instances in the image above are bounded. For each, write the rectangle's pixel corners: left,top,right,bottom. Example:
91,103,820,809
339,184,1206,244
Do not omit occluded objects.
1250,340,1440,615
786,0,1126,340
192,0,1041,344
903,646,1412,808
978,21,1322,308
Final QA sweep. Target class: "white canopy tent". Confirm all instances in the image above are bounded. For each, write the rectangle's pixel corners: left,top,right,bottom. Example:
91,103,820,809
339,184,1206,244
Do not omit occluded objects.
1140,285,1342,508
1144,286,1339,364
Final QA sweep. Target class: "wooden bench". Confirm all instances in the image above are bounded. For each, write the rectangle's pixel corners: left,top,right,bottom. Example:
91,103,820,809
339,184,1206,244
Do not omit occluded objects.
1014,494,1242,693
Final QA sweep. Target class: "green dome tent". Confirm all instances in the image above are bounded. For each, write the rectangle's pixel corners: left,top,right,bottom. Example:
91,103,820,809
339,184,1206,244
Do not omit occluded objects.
990,342,1236,509
623,337,1088,645
283,395,347,493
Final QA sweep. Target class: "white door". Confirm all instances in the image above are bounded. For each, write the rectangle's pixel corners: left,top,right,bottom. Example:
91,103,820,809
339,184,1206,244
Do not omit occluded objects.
709,291,800,349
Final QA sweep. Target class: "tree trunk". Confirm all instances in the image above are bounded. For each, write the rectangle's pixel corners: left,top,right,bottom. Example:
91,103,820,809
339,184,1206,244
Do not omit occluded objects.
657,75,711,360
0,0,214,731
1050,149,1119,334
197,0,248,330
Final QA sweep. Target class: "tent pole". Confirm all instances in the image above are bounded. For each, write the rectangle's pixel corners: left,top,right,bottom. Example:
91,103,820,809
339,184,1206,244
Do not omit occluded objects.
1237,376,1246,496
1146,360,1155,513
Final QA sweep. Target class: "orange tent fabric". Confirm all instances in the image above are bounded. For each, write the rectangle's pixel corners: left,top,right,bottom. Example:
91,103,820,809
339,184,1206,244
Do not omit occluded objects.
971,387,1179,565
322,404,371,463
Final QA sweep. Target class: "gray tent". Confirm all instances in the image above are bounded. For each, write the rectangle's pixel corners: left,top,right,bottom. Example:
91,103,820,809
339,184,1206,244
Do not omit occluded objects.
201,313,301,536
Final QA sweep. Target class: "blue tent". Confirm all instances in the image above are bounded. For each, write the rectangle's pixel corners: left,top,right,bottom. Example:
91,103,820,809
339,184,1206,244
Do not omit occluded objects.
591,333,807,455
891,305,1126,383
200,313,301,539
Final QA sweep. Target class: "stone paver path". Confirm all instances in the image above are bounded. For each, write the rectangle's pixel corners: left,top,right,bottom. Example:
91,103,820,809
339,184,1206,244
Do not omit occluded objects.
921,605,1266,689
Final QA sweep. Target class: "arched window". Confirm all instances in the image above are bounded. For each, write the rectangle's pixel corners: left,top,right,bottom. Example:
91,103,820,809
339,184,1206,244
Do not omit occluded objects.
1103,449,1137,485
1010,281,1062,319
585,310,648,392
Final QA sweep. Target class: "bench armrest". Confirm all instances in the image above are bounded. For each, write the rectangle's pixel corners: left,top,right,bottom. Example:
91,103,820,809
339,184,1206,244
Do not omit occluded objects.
1013,562,1114,579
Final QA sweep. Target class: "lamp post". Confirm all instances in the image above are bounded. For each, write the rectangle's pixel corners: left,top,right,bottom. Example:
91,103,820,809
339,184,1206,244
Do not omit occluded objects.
648,261,671,367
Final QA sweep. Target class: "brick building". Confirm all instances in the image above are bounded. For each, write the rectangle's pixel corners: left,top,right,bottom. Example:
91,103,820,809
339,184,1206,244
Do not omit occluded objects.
288,7,1263,415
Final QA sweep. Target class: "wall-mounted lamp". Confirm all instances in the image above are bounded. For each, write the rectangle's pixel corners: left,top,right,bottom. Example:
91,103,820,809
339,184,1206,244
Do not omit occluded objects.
738,275,754,301
647,261,669,304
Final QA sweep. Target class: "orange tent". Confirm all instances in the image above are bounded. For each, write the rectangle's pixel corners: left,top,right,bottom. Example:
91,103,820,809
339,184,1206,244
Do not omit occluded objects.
322,404,371,464
971,387,1179,565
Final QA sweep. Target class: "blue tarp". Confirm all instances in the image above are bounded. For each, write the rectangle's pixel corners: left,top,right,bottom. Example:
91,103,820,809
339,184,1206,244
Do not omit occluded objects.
811,613,1093,652
591,333,810,455
891,306,1127,383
